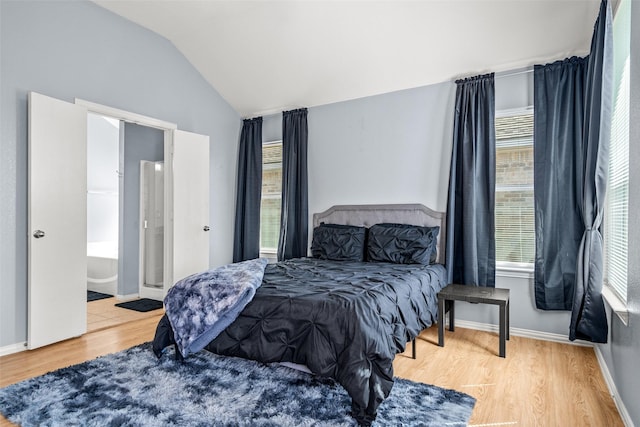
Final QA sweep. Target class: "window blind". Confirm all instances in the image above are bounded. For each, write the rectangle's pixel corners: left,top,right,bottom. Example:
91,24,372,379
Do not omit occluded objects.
604,55,629,301
603,0,631,302
495,112,535,265
260,142,282,252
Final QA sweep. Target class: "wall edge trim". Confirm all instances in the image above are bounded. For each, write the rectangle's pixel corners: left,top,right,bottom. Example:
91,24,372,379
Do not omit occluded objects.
594,346,635,427
0,341,27,357
454,319,593,346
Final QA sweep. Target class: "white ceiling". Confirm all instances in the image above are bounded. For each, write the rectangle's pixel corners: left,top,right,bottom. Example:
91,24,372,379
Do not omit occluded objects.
94,0,601,117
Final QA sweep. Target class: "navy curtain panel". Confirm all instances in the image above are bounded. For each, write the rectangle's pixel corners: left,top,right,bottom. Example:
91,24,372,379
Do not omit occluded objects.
533,57,588,310
570,0,612,343
277,108,309,261
232,117,263,263
445,73,496,287
534,0,612,343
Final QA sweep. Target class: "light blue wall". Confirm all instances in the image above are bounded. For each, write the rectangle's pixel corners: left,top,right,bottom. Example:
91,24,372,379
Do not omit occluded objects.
597,1,640,424
263,115,281,142
0,0,241,347
308,83,455,215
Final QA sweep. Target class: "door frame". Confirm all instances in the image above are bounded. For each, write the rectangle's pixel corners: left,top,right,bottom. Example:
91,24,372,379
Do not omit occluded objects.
75,99,177,298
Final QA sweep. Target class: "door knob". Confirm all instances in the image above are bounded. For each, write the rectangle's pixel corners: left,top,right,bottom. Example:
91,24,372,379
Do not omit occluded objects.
203,226,210,232
33,230,45,239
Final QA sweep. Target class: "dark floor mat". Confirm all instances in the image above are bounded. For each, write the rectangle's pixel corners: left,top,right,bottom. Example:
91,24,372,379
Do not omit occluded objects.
115,298,163,312
87,290,113,302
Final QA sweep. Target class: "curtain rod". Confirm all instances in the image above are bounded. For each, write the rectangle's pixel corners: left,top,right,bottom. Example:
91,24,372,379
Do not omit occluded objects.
494,67,533,79
454,67,533,83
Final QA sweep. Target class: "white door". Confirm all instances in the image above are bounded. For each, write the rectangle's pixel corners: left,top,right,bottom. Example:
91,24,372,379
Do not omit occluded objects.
169,130,210,289
28,92,87,349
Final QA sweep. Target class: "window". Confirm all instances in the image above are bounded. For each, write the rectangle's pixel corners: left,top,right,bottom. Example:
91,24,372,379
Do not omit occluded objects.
495,111,535,267
604,0,630,303
260,141,282,254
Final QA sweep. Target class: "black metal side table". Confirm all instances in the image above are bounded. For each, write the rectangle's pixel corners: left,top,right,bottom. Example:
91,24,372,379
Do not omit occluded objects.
437,284,510,357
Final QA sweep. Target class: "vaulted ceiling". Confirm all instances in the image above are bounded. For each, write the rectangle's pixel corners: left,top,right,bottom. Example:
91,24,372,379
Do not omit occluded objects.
94,0,602,117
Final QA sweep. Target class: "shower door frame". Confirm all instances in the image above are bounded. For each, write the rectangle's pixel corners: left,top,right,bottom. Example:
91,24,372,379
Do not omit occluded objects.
139,160,165,300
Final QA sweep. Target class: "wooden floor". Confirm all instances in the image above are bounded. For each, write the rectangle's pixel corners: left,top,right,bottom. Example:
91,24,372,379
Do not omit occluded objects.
395,328,623,426
0,319,622,426
87,297,162,332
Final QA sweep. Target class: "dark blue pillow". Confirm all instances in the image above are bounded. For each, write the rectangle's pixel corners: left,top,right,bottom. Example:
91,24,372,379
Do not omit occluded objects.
367,223,439,265
311,223,366,262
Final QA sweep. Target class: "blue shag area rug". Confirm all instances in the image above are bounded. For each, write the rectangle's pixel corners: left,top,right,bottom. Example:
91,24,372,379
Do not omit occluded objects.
0,343,475,426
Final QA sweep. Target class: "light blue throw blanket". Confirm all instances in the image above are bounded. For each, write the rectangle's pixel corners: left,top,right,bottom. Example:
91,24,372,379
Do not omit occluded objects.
164,258,268,358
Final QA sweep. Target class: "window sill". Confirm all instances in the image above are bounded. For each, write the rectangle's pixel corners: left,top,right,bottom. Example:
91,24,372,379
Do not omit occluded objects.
496,263,534,279
259,251,278,263
602,285,629,326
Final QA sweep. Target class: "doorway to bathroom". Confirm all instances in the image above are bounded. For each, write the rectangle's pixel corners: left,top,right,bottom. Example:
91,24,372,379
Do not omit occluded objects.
86,113,119,299
86,115,166,332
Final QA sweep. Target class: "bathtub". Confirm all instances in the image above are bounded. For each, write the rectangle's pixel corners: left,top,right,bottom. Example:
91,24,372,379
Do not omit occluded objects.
87,241,118,295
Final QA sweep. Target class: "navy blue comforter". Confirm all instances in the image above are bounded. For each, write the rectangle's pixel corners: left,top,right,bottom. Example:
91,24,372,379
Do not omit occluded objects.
204,258,447,425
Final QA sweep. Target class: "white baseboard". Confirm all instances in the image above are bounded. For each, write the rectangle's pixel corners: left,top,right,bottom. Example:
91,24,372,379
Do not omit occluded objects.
455,320,632,426
594,346,634,427
139,286,164,301
115,293,139,301
1,293,145,359
0,341,27,357
454,319,593,347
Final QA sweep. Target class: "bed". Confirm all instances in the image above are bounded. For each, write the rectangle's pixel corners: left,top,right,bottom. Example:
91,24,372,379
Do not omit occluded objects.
153,204,447,426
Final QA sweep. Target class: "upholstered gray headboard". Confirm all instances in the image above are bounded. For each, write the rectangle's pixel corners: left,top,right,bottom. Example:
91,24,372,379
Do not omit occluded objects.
312,204,446,264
